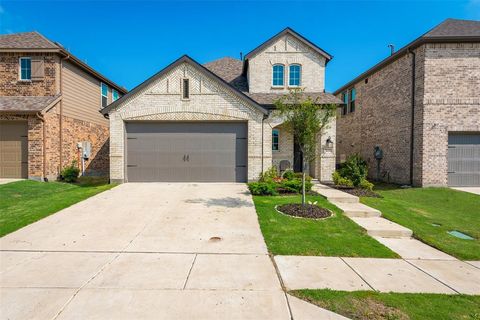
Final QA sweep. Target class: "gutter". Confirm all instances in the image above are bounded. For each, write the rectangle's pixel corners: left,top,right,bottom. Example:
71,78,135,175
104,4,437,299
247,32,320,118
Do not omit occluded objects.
408,48,416,186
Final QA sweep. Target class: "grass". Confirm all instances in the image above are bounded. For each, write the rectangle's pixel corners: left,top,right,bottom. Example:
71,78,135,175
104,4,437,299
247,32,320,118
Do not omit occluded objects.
361,185,480,260
291,289,480,320
252,194,398,257
0,178,116,237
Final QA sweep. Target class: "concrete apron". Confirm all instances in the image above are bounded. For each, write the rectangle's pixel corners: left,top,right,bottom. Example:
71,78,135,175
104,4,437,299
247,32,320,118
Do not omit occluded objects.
0,183,337,319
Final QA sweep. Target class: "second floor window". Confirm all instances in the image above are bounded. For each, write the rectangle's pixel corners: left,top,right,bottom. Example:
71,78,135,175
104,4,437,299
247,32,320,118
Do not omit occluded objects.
349,88,356,113
182,78,190,99
272,129,279,151
101,83,108,108
19,57,31,81
272,64,284,86
342,91,348,115
112,89,119,102
289,64,301,86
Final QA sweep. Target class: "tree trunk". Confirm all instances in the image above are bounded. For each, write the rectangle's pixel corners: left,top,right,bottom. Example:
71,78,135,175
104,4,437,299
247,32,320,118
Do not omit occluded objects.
302,157,308,206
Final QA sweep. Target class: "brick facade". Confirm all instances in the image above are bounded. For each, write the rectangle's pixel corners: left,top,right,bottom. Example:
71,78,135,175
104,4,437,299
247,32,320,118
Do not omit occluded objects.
336,42,480,186
0,50,112,180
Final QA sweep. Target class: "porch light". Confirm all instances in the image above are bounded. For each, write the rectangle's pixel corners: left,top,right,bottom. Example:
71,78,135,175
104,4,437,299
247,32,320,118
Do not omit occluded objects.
325,137,333,149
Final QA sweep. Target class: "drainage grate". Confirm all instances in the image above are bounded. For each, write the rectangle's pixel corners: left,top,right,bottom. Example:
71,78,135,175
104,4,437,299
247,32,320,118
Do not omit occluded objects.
448,230,474,240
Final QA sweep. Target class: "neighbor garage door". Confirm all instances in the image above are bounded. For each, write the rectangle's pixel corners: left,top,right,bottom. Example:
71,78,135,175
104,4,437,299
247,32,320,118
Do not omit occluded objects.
126,122,247,182
448,133,480,186
0,121,28,178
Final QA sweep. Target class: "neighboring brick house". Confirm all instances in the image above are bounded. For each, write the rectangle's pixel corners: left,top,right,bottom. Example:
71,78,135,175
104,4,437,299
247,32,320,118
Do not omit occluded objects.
334,19,480,187
101,28,341,183
0,32,127,181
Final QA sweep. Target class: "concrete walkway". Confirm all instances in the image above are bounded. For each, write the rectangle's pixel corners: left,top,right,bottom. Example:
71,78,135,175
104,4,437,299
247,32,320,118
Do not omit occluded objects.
0,178,23,185
453,187,480,196
275,256,480,294
312,184,457,260
0,183,341,319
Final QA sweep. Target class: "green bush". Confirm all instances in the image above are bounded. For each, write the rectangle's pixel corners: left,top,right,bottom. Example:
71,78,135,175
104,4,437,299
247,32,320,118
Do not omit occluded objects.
332,171,354,187
359,179,374,191
338,154,368,186
279,178,312,193
61,161,80,183
248,182,278,196
259,166,279,182
282,169,296,180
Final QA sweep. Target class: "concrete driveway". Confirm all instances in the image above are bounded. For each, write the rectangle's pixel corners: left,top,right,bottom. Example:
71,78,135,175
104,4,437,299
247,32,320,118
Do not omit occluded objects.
0,183,292,319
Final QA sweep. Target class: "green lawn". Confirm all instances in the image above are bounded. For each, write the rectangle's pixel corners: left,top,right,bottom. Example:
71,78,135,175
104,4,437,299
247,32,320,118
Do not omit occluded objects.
252,194,398,257
0,179,116,237
292,289,480,320
361,186,480,260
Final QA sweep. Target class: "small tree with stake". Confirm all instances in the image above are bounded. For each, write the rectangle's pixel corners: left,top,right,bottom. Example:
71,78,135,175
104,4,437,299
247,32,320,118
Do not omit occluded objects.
275,89,337,206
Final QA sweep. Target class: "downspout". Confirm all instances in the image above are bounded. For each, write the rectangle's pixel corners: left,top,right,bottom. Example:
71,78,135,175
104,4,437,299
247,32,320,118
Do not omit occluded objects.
408,48,416,186
59,54,70,175
35,112,46,181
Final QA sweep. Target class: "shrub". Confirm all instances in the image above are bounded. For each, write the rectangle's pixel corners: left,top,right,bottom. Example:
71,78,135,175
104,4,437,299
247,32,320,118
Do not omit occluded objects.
259,166,279,182
279,178,312,193
337,154,368,186
61,161,80,183
332,171,354,187
248,182,278,196
282,169,296,180
359,178,374,191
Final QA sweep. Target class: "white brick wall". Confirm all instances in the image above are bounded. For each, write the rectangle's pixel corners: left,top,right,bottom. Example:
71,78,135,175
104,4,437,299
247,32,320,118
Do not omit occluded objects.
247,34,326,93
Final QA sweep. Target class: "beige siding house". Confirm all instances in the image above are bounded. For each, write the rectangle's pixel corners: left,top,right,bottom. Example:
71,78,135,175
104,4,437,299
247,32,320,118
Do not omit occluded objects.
102,28,341,183
0,32,127,180
335,19,480,187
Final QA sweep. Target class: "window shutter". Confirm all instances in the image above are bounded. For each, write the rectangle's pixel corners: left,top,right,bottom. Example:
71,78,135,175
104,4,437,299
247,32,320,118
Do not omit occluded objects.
31,58,45,81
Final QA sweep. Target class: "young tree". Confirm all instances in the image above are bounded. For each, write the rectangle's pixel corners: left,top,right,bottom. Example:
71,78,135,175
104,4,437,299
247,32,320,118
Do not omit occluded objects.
275,89,337,205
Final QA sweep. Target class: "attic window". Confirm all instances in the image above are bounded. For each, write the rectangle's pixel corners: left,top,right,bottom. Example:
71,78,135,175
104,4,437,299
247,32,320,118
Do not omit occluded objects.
182,78,190,99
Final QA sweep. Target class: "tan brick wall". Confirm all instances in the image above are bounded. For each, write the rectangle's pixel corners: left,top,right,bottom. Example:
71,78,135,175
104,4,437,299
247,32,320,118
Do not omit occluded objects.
0,52,59,96
271,124,294,170
336,42,480,187
420,43,480,186
247,35,326,93
336,47,425,185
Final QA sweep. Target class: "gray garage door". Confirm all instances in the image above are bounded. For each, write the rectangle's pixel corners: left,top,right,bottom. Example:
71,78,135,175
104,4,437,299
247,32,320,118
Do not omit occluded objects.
126,122,247,182
0,121,28,178
448,133,480,186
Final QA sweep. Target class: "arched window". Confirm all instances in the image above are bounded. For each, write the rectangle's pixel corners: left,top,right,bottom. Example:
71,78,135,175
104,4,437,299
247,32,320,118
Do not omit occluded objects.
272,64,284,86
289,64,301,86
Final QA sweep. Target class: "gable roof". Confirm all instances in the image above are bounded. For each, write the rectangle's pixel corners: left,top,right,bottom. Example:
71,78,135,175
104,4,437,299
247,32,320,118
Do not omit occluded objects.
0,31,58,49
0,31,127,94
204,57,248,92
334,18,480,95
244,27,333,62
100,55,268,115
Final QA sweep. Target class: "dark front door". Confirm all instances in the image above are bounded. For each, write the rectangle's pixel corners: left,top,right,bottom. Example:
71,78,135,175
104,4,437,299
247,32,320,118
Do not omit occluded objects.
125,122,247,182
293,140,303,173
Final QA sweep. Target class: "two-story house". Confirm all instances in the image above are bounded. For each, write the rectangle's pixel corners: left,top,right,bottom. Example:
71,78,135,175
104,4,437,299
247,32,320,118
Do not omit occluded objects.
334,19,480,187
0,32,127,181
101,28,341,183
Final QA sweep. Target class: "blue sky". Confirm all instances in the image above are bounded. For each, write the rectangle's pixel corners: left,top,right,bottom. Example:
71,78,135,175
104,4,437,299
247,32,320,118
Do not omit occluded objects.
1,1,479,92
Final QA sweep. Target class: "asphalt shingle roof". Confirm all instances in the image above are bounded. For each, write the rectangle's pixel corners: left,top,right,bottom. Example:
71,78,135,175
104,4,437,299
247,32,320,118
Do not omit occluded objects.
0,95,61,112
0,31,59,49
424,18,480,38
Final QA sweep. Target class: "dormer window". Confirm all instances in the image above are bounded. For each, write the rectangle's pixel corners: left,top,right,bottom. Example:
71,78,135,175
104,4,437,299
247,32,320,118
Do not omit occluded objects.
272,64,284,87
289,64,301,86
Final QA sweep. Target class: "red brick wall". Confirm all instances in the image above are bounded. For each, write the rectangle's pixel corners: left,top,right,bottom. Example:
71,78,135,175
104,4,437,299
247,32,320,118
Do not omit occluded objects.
0,53,58,96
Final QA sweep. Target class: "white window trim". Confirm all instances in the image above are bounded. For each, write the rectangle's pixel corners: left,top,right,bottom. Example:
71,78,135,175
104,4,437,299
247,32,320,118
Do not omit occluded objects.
288,64,302,87
19,57,32,81
101,82,108,107
272,128,280,151
272,64,285,88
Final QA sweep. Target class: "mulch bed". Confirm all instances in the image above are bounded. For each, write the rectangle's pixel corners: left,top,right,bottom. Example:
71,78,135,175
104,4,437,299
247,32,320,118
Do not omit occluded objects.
277,204,332,219
329,185,382,198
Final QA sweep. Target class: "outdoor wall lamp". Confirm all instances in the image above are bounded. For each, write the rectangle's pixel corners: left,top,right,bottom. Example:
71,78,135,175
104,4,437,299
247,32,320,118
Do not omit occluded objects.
326,137,334,149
